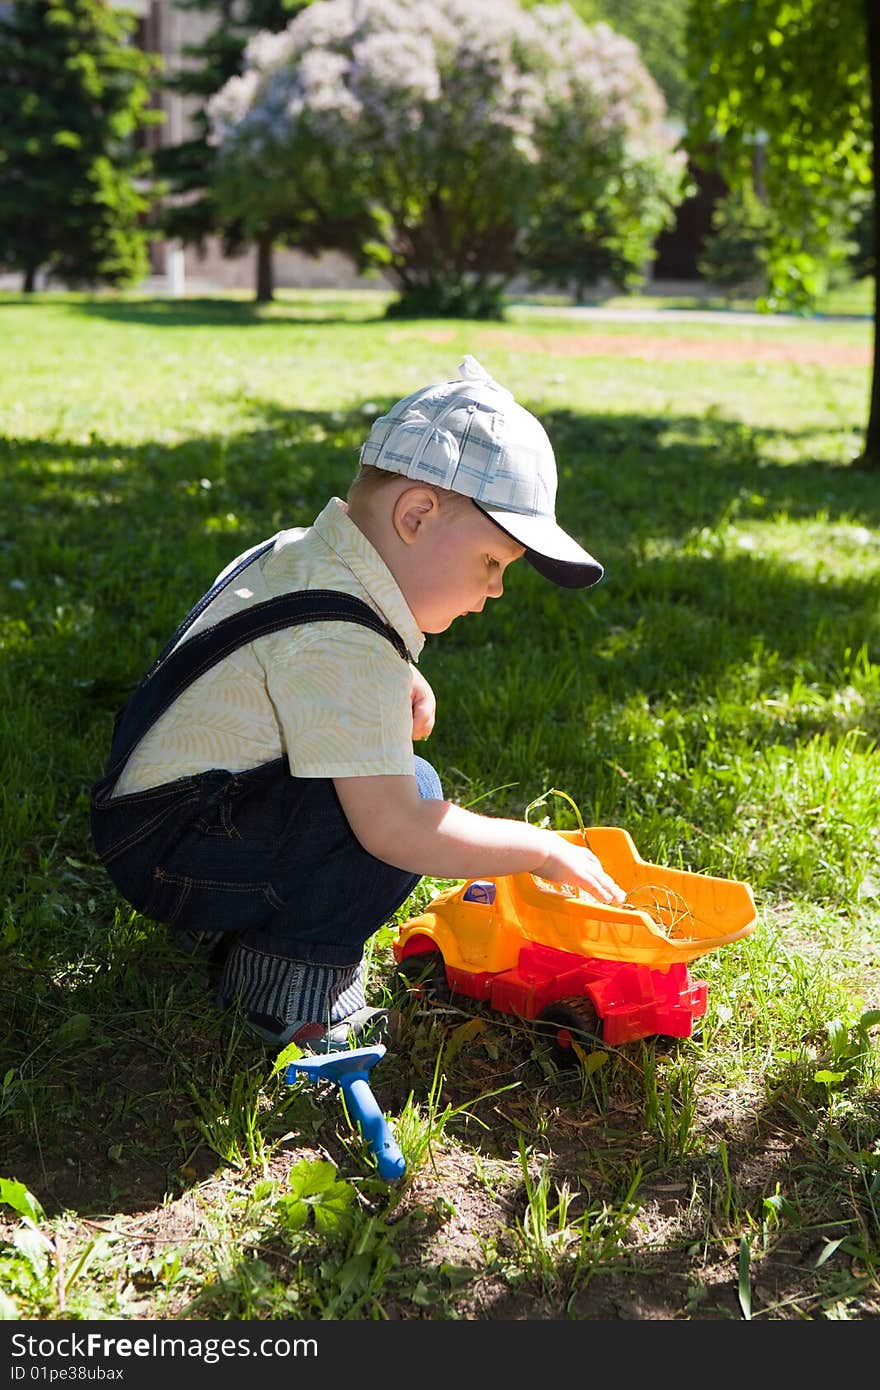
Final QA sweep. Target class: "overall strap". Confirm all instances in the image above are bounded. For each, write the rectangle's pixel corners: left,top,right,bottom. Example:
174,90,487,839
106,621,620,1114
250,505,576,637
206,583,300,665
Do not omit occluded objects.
107,585,411,780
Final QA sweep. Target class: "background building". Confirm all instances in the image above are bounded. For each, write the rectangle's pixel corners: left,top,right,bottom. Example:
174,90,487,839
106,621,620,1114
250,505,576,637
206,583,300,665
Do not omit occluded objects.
127,0,373,293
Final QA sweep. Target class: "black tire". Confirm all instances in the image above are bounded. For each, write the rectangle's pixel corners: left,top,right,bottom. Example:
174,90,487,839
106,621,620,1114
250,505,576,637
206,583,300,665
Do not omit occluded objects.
397,949,451,1004
537,997,603,1067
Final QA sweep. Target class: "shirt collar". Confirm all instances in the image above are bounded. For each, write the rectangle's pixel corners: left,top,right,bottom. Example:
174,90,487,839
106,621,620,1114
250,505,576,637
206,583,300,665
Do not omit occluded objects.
313,498,425,660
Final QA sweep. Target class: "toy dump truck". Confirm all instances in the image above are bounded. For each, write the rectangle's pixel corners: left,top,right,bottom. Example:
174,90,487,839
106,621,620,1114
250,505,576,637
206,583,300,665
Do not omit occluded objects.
393,827,757,1062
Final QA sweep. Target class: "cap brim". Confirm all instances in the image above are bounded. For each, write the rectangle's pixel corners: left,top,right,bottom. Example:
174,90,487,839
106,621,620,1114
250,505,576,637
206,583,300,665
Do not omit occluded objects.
476,505,604,590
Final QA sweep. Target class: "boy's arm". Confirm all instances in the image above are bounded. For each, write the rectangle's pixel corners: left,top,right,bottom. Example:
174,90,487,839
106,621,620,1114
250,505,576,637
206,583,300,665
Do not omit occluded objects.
333,773,625,903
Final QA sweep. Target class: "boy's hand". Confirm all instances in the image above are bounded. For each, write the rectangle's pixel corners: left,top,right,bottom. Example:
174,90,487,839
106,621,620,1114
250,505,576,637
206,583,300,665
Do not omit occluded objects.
536,838,626,905
410,666,436,740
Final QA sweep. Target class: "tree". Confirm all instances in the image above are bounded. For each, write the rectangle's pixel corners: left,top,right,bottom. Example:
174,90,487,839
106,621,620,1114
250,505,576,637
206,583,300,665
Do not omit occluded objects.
685,0,879,470
206,0,687,318
523,7,687,302
523,0,690,119
0,0,161,292
697,183,770,301
157,1,312,303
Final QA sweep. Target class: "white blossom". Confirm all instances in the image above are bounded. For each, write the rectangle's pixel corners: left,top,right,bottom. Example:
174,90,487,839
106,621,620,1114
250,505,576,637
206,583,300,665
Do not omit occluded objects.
210,0,678,164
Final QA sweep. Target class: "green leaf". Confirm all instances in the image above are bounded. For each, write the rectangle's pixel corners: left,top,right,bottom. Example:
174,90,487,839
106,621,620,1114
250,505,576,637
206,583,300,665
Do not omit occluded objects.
312,1186,356,1235
445,1017,486,1066
336,1251,372,1296
287,1159,340,1199
271,1040,305,1078
0,1179,45,1224
814,1238,845,1268
0,1288,19,1319
13,1226,52,1274
275,1193,309,1232
277,1159,355,1235
53,1013,91,1047
573,1044,608,1077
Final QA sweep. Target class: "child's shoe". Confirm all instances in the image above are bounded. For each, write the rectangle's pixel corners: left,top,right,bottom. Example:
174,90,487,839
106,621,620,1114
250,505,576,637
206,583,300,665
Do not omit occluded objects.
252,1006,400,1052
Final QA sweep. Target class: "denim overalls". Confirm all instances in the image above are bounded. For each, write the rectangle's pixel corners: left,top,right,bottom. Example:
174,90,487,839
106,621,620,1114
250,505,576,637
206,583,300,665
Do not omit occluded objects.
90,538,441,969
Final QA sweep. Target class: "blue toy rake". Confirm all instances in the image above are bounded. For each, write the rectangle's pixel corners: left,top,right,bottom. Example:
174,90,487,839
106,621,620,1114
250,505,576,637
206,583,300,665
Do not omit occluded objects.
285,1043,406,1182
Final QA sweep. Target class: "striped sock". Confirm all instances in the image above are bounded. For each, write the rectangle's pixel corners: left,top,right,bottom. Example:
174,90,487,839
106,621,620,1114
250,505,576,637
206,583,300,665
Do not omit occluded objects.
218,943,365,1040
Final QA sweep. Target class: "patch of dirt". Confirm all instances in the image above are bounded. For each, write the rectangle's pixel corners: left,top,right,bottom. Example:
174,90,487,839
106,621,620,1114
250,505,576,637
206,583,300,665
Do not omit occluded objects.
388,326,871,368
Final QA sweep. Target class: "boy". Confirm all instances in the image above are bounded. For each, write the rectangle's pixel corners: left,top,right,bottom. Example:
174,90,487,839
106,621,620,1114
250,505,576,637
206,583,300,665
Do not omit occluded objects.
90,356,624,1051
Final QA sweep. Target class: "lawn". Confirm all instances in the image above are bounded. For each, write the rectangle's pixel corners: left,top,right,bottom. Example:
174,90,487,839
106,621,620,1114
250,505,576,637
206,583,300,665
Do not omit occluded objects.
1,290,878,1324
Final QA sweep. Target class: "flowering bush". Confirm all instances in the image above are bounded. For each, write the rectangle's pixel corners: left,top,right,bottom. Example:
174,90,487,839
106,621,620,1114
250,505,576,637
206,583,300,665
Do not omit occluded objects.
207,0,687,316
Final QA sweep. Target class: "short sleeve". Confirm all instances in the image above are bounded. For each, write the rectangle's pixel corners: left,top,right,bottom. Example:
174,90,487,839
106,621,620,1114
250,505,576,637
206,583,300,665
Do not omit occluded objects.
262,623,416,778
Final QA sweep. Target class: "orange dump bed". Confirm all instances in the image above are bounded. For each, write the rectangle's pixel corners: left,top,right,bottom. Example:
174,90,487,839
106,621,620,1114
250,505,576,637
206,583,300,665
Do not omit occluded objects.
395,827,757,974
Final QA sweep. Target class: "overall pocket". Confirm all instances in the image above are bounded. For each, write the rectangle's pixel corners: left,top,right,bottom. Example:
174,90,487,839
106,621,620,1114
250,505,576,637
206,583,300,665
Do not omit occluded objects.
144,865,284,934
194,759,304,846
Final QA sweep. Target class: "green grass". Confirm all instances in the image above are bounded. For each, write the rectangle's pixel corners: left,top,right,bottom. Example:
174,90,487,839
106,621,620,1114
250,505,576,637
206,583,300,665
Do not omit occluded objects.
1,290,879,1323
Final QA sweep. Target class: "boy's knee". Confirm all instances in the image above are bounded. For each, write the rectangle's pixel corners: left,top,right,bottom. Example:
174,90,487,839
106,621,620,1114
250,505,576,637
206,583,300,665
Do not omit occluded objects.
414,755,442,801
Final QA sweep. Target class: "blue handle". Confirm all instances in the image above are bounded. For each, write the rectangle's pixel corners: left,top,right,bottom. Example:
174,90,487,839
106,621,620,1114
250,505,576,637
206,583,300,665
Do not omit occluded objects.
342,1074,406,1182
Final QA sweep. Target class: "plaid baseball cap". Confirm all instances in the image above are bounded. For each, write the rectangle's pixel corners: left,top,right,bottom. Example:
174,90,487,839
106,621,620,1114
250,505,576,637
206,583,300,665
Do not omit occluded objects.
358,355,603,589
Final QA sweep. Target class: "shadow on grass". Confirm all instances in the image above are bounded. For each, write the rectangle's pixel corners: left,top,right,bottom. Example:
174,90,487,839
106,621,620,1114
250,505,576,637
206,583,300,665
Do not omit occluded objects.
2,398,877,689
0,293,392,329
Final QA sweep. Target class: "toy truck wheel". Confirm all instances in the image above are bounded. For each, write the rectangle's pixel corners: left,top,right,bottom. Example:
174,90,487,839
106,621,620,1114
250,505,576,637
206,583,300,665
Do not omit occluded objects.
397,949,452,1003
537,998,603,1067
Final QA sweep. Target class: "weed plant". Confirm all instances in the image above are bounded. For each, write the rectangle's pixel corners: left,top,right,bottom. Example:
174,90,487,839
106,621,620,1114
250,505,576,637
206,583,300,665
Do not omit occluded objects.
0,291,878,1322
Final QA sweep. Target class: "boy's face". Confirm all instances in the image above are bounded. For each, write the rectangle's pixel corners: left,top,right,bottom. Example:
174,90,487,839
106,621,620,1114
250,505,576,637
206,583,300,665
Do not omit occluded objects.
404,497,526,634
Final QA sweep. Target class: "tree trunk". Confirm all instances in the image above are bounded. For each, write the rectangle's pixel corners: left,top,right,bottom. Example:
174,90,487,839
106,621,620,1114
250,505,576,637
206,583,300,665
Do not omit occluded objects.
255,233,274,303
23,266,36,293
860,0,880,470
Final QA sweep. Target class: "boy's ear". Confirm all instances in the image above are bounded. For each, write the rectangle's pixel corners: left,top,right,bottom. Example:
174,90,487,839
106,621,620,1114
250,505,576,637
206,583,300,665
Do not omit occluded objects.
392,485,440,545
